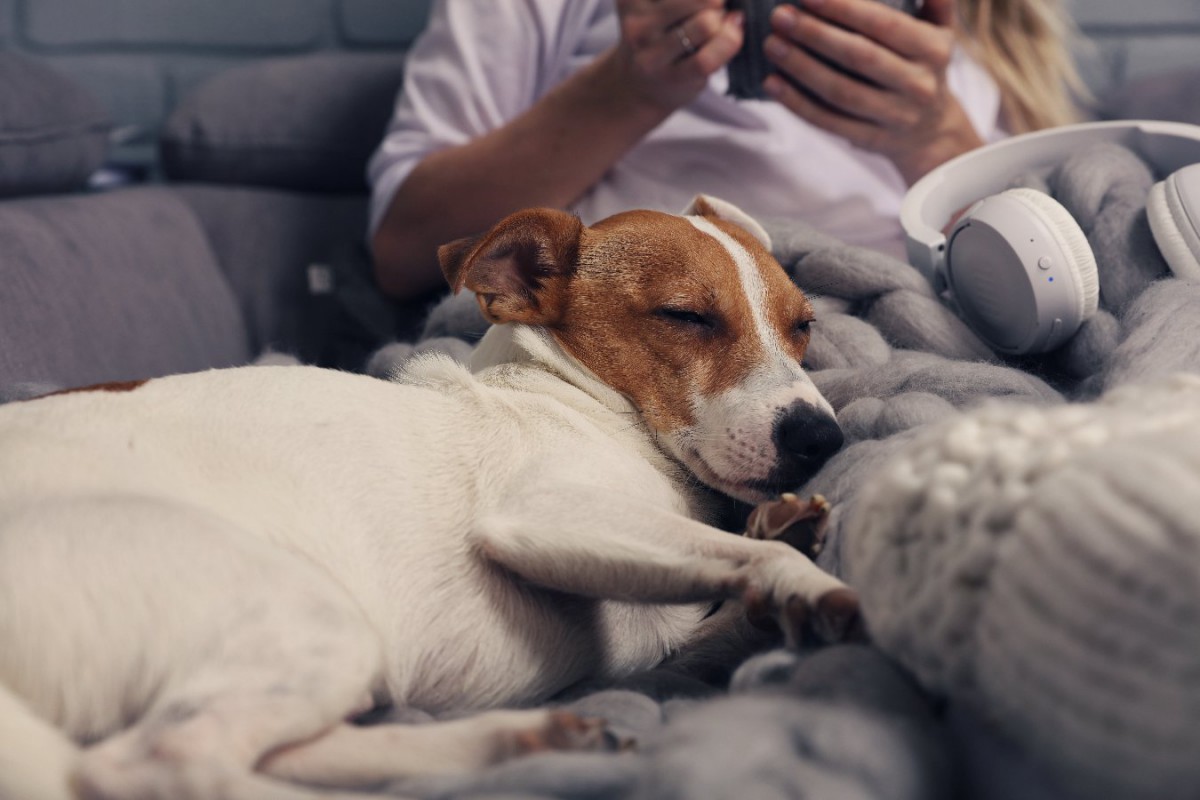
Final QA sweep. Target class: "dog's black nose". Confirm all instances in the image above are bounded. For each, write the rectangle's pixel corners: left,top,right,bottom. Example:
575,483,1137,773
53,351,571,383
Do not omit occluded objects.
775,406,844,475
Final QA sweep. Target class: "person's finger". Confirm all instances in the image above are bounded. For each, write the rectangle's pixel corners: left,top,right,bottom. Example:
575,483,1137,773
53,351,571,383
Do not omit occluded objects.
763,35,914,127
687,10,744,72
640,6,720,69
771,8,934,97
618,0,720,49
778,0,953,64
763,72,883,150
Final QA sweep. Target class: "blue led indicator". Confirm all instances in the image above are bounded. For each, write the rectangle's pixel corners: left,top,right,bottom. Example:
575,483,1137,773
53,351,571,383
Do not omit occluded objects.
1048,277,1055,282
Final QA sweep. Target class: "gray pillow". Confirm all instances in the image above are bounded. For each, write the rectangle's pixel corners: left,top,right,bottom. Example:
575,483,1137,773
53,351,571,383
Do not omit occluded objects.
160,54,407,193
0,53,112,197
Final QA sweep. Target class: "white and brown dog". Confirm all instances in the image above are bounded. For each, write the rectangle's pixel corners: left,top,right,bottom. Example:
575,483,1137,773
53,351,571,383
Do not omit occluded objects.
0,196,852,800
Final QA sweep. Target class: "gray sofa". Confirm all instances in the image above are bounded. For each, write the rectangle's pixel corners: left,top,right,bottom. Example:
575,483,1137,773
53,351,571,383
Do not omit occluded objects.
0,51,425,399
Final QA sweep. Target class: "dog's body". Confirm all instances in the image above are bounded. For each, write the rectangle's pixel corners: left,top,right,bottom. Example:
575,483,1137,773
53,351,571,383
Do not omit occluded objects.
0,197,850,800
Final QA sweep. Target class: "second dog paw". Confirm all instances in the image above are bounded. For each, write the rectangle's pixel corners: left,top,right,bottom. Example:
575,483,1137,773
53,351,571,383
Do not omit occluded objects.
744,493,830,559
505,710,629,759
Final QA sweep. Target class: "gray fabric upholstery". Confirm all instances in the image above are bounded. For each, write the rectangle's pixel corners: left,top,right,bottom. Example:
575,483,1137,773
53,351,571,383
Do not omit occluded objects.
176,185,369,360
0,187,251,389
160,54,407,193
1098,66,1200,125
173,185,426,368
0,53,111,198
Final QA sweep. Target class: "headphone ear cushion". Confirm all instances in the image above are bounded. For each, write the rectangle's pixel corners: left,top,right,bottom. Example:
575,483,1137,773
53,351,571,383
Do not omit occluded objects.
1147,166,1200,281
1003,188,1100,319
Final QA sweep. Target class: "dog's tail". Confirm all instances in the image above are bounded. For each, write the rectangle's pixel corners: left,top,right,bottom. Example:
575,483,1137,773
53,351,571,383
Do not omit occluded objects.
0,681,80,800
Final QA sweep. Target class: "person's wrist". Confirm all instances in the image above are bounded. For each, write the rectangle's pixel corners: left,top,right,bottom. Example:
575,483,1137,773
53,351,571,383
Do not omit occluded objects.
590,45,691,119
893,114,984,186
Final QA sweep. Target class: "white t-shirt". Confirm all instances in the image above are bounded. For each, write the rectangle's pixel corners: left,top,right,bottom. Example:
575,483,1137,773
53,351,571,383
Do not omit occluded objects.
368,0,1003,258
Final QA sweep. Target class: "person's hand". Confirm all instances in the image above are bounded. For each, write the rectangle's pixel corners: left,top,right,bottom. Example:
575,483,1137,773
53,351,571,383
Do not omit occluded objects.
610,0,745,112
761,0,984,184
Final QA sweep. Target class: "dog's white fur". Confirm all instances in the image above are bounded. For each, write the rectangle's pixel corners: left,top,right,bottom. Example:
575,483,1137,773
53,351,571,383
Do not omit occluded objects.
0,197,850,800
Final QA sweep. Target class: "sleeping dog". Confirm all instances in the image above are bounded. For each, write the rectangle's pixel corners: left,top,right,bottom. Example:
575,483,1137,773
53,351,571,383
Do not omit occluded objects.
0,196,853,800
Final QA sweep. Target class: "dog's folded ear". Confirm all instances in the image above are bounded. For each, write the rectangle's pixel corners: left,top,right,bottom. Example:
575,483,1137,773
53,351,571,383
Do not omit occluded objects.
437,208,584,326
683,194,773,253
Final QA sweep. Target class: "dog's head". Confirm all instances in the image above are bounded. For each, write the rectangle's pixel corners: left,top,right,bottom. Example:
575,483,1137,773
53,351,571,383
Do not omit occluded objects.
439,195,842,503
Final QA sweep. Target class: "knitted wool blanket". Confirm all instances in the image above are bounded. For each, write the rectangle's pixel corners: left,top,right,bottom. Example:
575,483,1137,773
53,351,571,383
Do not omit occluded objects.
371,141,1200,800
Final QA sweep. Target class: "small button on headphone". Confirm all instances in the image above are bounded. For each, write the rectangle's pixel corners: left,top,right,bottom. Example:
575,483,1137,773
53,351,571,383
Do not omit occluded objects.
901,121,1200,355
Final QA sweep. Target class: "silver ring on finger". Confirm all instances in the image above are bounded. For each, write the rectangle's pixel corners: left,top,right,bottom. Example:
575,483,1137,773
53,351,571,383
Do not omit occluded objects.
676,26,697,58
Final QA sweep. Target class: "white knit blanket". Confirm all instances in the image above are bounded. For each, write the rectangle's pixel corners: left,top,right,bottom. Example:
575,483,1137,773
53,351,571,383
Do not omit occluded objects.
847,374,1200,800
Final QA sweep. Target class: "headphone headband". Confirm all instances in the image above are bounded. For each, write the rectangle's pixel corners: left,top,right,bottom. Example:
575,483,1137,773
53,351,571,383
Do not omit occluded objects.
901,120,1200,287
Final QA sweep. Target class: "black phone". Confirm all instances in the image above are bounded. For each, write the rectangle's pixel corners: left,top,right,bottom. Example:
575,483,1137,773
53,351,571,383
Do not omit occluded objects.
725,0,923,100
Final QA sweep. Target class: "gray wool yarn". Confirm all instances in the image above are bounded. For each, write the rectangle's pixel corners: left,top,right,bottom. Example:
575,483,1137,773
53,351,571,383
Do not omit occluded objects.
844,374,1200,800
364,336,476,380
811,350,1061,412
420,289,490,343
1099,278,1200,393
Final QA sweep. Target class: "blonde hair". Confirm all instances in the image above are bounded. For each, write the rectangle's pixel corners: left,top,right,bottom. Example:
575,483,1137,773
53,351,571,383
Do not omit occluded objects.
955,0,1089,133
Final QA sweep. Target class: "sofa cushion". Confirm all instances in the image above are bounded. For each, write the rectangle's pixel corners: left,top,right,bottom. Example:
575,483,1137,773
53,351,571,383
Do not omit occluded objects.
0,53,112,197
161,54,407,193
0,187,251,391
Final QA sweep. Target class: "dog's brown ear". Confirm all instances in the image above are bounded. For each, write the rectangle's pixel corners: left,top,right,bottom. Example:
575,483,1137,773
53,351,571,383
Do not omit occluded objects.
437,233,486,293
437,208,584,326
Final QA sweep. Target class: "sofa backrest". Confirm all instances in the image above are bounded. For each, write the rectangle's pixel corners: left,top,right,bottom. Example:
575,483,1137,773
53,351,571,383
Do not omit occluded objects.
0,0,435,175
1,0,1198,175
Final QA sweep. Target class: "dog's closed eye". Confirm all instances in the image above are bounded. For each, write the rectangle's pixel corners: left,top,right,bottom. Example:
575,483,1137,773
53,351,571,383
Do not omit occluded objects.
655,307,718,331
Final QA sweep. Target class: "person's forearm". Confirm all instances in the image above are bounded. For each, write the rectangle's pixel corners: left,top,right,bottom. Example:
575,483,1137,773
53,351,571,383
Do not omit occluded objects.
371,49,675,301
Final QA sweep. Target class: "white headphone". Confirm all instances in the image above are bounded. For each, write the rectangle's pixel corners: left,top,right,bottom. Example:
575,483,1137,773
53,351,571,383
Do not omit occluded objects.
901,120,1200,355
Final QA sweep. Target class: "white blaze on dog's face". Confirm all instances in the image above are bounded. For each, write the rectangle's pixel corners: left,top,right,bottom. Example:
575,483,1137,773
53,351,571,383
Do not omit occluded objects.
439,196,843,503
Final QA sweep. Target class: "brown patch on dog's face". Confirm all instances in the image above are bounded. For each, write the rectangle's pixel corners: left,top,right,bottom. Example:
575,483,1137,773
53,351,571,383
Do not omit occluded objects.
548,210,813,436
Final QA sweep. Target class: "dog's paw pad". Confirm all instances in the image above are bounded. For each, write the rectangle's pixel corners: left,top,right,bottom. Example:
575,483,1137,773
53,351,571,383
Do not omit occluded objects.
512,711,622,756
745,493,831,558
813,587,864,643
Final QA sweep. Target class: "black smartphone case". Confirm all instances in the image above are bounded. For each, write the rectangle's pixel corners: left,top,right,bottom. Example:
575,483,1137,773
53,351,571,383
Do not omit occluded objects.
726,0,922,100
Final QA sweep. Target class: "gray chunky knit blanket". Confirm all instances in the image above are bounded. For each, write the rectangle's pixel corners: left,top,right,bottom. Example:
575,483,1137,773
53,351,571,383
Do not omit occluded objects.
369,141,1200,800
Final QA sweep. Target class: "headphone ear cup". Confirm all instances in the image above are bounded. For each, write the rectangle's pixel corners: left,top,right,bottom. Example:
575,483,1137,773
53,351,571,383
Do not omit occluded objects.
1003,188,1100,320
1147,164,1200,281
945,188,1098,354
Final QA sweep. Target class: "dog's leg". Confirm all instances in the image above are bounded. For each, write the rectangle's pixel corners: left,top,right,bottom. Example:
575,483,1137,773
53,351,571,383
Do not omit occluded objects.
471,485,859,645
259,708,611,790
75,641,385,800
658,494,841,683
31,499,389,800
75,612,385,800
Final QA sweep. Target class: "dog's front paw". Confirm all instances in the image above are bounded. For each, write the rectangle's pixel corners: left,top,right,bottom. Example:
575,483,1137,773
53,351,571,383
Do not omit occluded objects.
736,544,863,648
497,710,629,761
744,493,830,559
